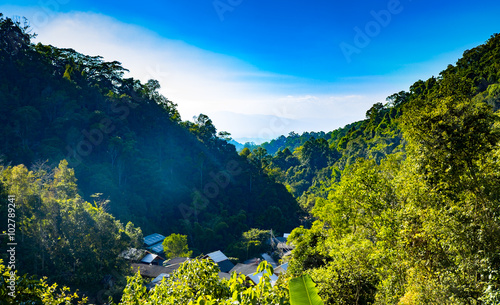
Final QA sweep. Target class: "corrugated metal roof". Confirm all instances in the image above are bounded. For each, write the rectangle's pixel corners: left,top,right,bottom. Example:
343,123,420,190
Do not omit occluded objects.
273,237,286,243
144,233,166,246
164,257,190,266
141,253,158,264
151,273,169,284
148,243,164,253
247,271,279,287
261,253,278,268
217,260,235,273
218,272,231,280
274,262,288,274
207,250,229,263
131,264,169,278
229,263,260,275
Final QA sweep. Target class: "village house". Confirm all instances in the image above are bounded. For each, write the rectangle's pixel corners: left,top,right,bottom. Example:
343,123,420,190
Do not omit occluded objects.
203,250,235,273
143,233,166,254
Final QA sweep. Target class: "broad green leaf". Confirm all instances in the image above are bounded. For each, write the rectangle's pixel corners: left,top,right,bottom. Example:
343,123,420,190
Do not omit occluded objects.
289,274,324,305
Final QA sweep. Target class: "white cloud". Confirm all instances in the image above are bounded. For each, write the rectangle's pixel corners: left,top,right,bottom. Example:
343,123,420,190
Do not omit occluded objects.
1,6,385,140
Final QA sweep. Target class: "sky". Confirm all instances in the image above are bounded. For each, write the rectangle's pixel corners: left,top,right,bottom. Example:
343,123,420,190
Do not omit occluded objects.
2,1,500,143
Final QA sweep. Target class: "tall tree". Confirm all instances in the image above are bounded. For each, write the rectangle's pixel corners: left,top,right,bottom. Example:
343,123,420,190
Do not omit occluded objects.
162,233,192,259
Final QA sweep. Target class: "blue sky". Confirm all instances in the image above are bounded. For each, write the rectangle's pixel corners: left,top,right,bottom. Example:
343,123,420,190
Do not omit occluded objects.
2,1,500,142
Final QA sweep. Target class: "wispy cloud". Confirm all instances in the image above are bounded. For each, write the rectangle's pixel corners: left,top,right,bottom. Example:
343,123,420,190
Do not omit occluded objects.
1,6,388,140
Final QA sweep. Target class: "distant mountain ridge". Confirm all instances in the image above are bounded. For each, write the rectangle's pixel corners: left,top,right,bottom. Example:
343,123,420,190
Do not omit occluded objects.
249,33,500,210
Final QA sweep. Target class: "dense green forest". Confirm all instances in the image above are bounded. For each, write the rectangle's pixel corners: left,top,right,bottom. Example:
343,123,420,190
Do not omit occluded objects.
2,12,500,304
253,37,500,212
226,32,500,304
244,103,403,210
280,34,500,304
0,13,302,302
0,13,301,253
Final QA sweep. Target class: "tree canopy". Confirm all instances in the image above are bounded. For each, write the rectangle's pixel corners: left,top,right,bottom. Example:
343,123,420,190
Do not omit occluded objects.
162,233,192,259
2,12,500,305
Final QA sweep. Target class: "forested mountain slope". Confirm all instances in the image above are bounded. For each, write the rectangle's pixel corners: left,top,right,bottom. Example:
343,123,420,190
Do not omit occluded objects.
3,12,500,305
0,160,143,301
251,33,500,213
283,33,500,304
0,14,301,258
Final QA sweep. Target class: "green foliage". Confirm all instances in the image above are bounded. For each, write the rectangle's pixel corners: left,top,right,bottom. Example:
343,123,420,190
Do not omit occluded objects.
401,74,499,192
0,160,142,293
261,132,329,156
0,260,86,304
162,233,192,259
289,274,324,305
0,13,301,265
287,156,403,304
395,78,500,303
287,223,331,274
286,34,500,304
116,260,290,305
255,98,403,205
226,228,271,260
3,13,500,304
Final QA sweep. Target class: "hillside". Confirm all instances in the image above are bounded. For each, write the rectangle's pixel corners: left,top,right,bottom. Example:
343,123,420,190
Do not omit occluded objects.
2,12,500,305
282,33,500,304
250,33,500,212
0,14,301,259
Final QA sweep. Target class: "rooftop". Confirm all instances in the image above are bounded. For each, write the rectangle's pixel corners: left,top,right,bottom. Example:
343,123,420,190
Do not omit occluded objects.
247,271,279,287
140,253,165,264
151,273,170,284
131,263,180,278
148,243,164,254
274,237,287,243
274,262,289,275
218,272,231,280
132,264,167,278
144,233,166,247
261,253,278,268
164,257,190,266
206,250,229,263
217,260,235,273
229,262,260,276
